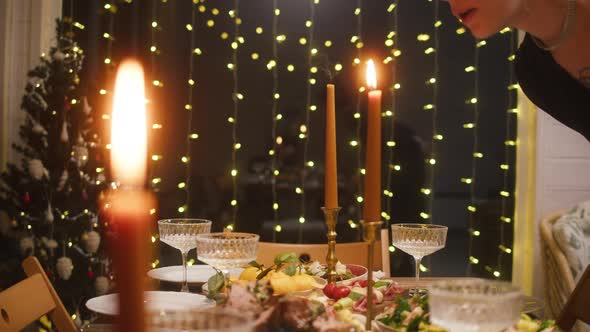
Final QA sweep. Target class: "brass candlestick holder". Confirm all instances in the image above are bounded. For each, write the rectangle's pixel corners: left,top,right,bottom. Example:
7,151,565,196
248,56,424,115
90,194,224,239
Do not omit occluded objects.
362,220,383,331
322,207,341,284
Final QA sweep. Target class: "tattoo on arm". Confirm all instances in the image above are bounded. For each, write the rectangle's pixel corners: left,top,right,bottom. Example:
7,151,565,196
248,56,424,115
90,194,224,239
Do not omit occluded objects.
580,67,590,89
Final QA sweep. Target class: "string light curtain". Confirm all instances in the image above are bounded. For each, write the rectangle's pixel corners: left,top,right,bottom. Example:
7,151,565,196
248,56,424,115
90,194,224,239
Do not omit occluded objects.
227,0,242,229
66,0,518,278
297,0,318,243
352,0,364,223
182,1,199,216
465,37,483,276
384,0,399,252
270,0,281,239
148,0,164,196
494,28,518,279
420,0,441,224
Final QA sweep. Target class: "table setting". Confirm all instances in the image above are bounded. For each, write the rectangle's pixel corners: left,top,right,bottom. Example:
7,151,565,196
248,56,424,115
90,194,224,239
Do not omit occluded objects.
79,58,555,332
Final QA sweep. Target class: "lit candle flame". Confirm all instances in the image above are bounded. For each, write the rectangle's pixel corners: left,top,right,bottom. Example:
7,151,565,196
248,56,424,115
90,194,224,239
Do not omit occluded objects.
366,59,377,90
111,60,147,187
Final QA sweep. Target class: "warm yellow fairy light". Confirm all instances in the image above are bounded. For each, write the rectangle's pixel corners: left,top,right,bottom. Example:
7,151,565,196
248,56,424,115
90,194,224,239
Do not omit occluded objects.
104,58,111,64
476,40,487,47
424,47,435,54
469,256,479,264
349,140,358,147
231,169,238,177
465,66,476,72
468,206,477,212
275,225,282,232
306,161,314,167
287,64,295,72
456,27,466,34
387,3,396,12
299,217,306,224
461,178,473,184
178,182,186,189
417,34,430,41
299,37,307,45
473,152,484,158
324,40,332,47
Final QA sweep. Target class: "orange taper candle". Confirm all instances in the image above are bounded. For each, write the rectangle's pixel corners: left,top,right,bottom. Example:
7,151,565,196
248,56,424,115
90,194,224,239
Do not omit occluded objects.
363,60,382,222
325,84,338,209
107,60,154,332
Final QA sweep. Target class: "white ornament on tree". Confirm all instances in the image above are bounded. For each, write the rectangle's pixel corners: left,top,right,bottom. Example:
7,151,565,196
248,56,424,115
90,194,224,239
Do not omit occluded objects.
19,237,34,255
84,230,101,254
28,159,45,180
72,145,89,167
94,276,110,296
83,97,92,115
32,123,48,135
60,122,69,143
44,238,58,249
57,170,68,191
45,204,54,223
56,256,73,280
53,51,65,61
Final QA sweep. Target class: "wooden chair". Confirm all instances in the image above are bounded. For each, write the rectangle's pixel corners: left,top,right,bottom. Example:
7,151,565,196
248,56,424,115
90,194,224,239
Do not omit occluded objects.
257,241,388,275
557,264,590,331
539,210,576,320
0,256,76,332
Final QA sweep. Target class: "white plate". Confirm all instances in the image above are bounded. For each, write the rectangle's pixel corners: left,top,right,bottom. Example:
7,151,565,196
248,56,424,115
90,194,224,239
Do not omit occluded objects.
147,265,218,284
86,291,214,316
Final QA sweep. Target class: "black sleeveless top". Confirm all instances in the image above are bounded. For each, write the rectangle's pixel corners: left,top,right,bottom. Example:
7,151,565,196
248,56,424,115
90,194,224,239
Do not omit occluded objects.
515,33,590,141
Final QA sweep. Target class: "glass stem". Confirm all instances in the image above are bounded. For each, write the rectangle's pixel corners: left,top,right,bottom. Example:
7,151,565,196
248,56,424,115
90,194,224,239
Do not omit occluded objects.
181,251,189,292
414,256,422,296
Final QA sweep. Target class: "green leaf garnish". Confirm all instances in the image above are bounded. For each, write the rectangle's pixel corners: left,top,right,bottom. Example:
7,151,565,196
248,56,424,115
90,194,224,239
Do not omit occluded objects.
207,270,225,299
248,260,263,270
274,252,298,265
284,264,298,276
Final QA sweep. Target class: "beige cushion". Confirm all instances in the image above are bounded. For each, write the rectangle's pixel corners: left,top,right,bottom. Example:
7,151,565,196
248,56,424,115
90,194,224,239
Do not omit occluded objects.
553,201,590,281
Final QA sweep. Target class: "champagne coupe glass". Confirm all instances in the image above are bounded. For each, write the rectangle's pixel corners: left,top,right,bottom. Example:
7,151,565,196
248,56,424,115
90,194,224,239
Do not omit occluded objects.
158,219,212,292
429,279,522,332
390,223,447,295
196,232,259,276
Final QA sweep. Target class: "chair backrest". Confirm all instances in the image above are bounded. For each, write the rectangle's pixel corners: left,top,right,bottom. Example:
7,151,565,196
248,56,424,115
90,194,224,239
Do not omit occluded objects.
557,264,590,331
0,256,76,332
539,210,576,319
257,241,384,271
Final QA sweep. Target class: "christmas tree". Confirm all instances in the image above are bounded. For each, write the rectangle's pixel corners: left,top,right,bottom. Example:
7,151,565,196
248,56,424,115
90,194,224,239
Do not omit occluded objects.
0,20,111,327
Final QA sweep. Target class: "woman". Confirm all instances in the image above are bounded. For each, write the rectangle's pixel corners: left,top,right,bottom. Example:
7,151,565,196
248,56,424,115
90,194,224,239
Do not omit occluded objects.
445,0,590,141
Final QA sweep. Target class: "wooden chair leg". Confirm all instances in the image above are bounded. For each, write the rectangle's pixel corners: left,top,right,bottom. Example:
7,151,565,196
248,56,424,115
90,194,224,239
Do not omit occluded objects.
22,256,77,332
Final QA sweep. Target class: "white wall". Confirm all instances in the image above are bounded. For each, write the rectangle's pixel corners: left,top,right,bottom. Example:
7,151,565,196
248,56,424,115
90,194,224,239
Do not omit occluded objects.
532,110,590,298
0,0,62,170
